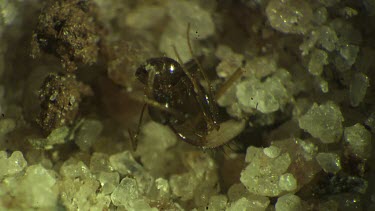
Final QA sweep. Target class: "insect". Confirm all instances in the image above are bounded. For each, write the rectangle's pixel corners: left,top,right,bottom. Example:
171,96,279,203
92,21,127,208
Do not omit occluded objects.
130,24,245,149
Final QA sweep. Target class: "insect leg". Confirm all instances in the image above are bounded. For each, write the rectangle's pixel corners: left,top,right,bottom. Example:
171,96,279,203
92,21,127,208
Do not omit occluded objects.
172,45,215,130
186,23,220,130
128,103,147,151
215,67,244,100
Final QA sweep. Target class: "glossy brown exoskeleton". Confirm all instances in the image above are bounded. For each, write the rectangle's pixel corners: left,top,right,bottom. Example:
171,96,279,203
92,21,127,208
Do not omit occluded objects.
130,24,245,149
135,56,221,147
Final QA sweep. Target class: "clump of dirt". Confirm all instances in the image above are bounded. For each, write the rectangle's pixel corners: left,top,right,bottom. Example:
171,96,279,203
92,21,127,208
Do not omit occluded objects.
31,0,105,72
37,73,92,133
